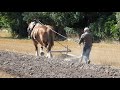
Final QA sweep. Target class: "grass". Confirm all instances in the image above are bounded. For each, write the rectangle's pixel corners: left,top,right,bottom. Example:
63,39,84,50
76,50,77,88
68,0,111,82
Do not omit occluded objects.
0,29,12,38
91,42,120,68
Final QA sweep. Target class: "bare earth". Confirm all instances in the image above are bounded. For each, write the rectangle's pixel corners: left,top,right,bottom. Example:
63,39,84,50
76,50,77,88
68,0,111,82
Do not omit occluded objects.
0,38,120,78
0,50,120,78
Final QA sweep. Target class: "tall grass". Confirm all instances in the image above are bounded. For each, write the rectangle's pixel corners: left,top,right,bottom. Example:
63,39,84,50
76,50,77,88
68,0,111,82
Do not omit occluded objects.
0,28,12,38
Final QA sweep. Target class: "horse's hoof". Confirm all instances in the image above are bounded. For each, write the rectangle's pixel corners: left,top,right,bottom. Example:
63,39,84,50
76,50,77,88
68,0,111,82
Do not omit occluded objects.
40,52,44,56
46,55,51,58
87,60,90,64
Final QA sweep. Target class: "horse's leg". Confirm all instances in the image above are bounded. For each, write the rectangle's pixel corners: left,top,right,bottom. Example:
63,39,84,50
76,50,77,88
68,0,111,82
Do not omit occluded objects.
40,46,44,56
46,45,52,58
33,40,39,56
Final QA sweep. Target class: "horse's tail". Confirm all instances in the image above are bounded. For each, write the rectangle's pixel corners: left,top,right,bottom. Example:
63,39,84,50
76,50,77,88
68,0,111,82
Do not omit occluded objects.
47,28,54,49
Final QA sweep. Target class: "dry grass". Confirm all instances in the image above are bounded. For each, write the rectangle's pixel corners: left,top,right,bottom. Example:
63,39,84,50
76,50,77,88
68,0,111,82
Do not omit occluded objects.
92,42,120,68
0,29,12,38
0,38,120,67
0,70,16,78
0,38,120,77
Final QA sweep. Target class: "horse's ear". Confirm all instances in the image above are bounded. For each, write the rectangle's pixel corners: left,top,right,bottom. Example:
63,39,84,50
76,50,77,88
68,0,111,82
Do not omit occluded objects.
26,21,29,24
27,20,31,24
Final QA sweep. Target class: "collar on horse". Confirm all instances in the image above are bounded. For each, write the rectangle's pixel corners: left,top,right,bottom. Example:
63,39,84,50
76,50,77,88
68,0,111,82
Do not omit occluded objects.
31,20,44,31
31,22,37,31
28,22,37,39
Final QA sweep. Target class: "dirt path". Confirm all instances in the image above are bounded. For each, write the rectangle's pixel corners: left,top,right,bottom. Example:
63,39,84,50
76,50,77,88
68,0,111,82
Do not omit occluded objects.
0,70,16,78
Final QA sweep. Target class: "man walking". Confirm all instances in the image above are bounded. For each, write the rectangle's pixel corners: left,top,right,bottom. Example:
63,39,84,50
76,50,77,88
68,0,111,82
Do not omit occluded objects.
79,27,93,64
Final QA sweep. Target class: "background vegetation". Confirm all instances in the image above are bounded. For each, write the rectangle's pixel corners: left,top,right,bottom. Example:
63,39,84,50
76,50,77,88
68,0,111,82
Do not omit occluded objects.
0,12,120,42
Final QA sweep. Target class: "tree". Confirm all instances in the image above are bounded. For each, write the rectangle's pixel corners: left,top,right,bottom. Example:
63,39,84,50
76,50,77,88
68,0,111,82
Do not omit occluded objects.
0,12,28,38
115,12,120,41
22,12,81,39
0,12,118,42
89,12,117,42
6,12,28,38
0,13,10,28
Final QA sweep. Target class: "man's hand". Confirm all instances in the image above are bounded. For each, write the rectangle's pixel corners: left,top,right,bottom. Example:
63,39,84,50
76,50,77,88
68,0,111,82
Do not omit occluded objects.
79,41,81,45
79,38,83,45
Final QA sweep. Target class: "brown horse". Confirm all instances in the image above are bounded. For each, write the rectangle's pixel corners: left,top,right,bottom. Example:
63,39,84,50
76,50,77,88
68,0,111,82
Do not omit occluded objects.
27,21,54,58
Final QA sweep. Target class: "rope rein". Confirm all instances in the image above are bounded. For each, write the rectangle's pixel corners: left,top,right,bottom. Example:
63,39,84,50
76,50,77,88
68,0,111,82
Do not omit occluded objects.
37,20,79,43
35,20,79,52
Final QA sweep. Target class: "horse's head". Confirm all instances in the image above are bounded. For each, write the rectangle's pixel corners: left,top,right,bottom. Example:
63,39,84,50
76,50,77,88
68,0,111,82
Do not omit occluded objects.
27,21,36,36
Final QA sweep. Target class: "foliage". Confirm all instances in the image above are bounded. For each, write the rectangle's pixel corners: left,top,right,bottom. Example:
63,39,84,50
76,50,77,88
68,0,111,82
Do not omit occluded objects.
89,12,118,42
22,12,81,39
115,12,120,41
0,12,120,42
22,12,80,26
0,12,28,38
0,13,10,28
64,27,78,37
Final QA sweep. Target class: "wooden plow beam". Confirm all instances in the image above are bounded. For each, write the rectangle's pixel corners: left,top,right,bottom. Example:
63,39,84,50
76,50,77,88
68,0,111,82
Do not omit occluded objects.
51,45,71,54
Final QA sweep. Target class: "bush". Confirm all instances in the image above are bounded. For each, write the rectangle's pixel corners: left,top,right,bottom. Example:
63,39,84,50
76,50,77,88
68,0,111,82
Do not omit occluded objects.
89,13,117,42
64,27,78,38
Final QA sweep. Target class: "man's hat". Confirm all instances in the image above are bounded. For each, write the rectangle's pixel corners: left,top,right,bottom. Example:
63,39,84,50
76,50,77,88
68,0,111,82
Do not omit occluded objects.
84,27,89,32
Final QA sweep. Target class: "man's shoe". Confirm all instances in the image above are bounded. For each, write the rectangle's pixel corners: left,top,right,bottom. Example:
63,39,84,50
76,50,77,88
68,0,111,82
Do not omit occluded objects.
87,60,90,64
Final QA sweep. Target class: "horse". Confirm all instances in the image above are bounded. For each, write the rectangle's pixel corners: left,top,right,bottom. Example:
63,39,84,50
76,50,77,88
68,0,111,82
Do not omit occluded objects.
27,20,54,58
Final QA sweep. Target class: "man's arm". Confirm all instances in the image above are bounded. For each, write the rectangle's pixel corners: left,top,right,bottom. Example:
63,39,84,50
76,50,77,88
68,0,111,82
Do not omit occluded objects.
79,34,84,44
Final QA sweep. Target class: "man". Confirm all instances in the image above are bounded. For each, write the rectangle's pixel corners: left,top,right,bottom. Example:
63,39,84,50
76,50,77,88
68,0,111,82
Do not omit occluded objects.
79,27,93,64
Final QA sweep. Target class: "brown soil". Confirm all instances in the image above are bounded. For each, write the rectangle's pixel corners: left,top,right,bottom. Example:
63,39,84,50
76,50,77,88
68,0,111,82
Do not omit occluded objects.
0,51,120,78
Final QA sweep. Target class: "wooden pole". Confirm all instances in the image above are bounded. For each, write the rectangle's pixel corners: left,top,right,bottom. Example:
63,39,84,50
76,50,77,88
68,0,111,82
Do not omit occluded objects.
66,45,68,54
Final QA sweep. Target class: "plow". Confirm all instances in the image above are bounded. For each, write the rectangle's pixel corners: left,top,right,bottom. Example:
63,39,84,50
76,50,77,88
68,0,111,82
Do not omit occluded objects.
50,28,80,59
